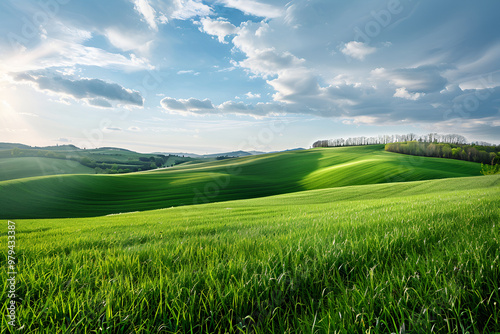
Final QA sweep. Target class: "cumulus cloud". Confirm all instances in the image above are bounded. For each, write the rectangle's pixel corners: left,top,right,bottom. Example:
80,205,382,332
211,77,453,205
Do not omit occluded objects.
160,96,286,116
238,48,305,78
161,97,215,113
341,41,376,61
159,77,500,127
213,1,500,133
245,92,261,99
13,71,144,107
267,68,321,103
393,88,423,100
3,0,499,143
201,9,500,130
220,101,286,115
198,17,237,43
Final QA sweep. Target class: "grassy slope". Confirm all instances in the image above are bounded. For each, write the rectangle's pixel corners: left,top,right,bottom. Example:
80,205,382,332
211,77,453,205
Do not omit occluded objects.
2,175,498,333
0,157,95,181
0,145,482,219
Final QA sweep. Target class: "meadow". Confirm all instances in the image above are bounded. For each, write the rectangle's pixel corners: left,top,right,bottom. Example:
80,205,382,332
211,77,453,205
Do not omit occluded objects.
1,174,499,333
0,145,482,219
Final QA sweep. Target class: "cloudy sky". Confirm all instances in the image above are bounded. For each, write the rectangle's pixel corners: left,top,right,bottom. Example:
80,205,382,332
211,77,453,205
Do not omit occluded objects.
0,0,499,153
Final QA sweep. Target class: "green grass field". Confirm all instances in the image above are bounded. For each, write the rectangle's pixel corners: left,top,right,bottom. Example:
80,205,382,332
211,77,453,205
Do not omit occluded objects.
1,175,499,333
0,145,482,219
0,157,95,181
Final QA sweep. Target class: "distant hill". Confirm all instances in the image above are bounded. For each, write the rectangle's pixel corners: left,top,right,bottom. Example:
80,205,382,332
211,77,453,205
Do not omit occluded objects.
270,148,305,153
0,142,199,181
155,150,267,159
0,157,95,181
37,144,81,151
203,150,264,158
0,143,32,150
154,152,203,158
0,145,483,219
97,147,135,152
1,142,294,159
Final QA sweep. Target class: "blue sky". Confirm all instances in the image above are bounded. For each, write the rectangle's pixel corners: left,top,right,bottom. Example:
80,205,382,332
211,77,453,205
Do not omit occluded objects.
0,0,499,153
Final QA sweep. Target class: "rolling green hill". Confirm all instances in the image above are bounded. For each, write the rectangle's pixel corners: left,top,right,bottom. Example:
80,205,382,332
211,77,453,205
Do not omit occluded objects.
0,144,199,177
0,145,482,219
3,175,499,332
0,157,95,181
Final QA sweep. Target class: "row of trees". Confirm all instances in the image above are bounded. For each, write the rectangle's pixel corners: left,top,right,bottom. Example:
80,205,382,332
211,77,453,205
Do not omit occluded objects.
385,141,500,165
216,155,235,160
312,133,470,148
312,133,499,169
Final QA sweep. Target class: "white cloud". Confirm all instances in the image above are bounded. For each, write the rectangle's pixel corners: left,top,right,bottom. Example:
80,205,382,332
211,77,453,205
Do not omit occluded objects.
3,0,500,144
184,4,500,130
161,96,285,116
342,116,379,125
0,19,154,75
218,0,283,18
13,71,144,107
393,87,424,100
132,0,214,32
0,39,153,75
177,70,200,75
245,92,261,99
198,17,237,43
133,0,158,31
161,97,215,113
170,0,212,20
267,68,320,103
341,41,376,61
238,48,305,78
52,23,93,44
104,29,154,54
218,101,286,116
372,66,448,93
